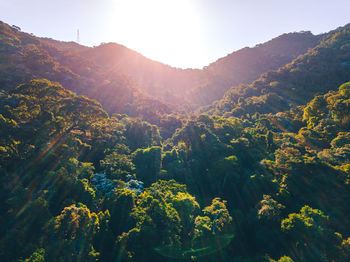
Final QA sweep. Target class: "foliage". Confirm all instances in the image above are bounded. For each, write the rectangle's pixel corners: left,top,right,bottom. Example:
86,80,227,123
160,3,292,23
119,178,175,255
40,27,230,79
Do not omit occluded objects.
0,20,350,262
116,180,232,261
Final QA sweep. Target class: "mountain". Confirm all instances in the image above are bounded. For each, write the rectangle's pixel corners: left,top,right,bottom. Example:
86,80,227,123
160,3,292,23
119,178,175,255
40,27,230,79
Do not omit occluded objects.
1,19,321,121
77,42,202,107
0,21,172,124
210,23,350,117
41,29,320,108
191,31,320,106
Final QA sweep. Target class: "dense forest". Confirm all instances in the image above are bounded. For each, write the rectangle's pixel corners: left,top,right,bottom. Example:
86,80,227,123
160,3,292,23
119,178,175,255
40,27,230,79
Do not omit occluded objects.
0,20,350,262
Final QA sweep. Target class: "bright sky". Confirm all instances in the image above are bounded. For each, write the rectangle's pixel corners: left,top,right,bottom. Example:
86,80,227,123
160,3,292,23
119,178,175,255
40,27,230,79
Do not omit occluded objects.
0,0,349,68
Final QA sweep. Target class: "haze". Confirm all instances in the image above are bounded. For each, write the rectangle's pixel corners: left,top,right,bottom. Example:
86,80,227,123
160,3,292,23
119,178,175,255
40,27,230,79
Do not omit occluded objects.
0,0,349,68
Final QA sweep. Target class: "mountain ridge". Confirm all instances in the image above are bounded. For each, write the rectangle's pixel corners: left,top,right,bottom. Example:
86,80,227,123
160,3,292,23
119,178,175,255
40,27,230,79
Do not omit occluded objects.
40,27,321,108
210,22,350,117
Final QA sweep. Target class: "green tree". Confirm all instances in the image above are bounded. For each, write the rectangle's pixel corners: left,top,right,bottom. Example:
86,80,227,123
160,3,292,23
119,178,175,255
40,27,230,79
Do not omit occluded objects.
281,206,339,261
339,81,350,97
133,146,161,185
22,248,45,262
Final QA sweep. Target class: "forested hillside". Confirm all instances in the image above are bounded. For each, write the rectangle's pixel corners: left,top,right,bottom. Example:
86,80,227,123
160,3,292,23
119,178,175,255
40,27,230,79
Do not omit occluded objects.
41,29,320,108
211,23,350,117
1,20,321,113
0,21,172,124
0,20,350,262
189,31,320,106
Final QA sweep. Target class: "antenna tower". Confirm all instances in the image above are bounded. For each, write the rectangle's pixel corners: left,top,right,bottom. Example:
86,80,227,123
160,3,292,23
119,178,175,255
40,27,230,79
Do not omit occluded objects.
76,29,80,43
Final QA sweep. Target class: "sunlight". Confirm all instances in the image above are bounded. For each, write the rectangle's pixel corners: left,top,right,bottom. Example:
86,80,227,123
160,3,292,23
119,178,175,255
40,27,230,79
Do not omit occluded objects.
110,0,207,68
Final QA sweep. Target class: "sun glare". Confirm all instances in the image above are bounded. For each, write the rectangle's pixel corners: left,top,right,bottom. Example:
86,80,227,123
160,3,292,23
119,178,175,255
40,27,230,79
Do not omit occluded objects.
110,0,206,68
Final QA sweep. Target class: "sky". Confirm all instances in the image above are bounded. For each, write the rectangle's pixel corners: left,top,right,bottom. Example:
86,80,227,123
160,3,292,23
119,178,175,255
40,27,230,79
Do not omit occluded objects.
0,0,350,68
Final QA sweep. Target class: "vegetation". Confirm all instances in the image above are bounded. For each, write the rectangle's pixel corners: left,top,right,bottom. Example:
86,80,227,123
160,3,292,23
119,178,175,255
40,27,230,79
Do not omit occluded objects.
0,20,349,262
211,23,350,118
41,25,321,109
